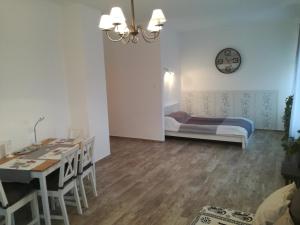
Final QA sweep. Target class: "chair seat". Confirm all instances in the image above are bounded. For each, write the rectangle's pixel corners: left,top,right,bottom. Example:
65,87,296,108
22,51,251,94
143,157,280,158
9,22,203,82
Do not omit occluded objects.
190,206,254,225
0,182,34,208
32,169,75,191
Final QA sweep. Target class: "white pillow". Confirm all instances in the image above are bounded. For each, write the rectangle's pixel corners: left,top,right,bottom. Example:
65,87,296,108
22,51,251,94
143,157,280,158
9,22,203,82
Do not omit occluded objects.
164,116,181,132
253,183,297,225
274,208,295,225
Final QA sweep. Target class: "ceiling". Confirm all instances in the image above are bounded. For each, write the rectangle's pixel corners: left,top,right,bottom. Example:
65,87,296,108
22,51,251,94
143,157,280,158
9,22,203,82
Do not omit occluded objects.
63,0,300,30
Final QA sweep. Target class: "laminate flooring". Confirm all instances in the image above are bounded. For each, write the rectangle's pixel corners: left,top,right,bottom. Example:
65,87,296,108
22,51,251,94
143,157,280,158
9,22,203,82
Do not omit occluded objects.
22,130,287,225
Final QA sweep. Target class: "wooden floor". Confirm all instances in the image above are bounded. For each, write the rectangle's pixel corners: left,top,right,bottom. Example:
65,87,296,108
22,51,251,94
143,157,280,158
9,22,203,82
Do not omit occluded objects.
22,130,286,225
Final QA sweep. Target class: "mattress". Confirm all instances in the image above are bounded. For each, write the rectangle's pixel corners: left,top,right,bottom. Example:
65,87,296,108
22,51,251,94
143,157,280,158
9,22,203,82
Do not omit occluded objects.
165,112,254,139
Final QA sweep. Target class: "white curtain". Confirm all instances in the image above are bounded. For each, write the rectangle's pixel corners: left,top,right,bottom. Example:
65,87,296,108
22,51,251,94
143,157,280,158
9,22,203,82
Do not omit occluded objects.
290,25,300,139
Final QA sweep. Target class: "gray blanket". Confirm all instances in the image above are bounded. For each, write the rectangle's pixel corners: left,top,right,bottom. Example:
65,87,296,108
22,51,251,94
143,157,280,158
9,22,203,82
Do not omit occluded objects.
178,117,253,137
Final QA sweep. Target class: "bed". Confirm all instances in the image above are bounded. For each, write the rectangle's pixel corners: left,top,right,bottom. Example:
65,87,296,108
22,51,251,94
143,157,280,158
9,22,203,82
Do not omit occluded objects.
164,105,254,149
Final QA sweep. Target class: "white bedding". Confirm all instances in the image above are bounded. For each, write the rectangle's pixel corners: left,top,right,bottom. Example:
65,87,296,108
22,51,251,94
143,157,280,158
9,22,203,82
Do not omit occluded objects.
164,116,181,132
216,125,248,138
164,116,253,139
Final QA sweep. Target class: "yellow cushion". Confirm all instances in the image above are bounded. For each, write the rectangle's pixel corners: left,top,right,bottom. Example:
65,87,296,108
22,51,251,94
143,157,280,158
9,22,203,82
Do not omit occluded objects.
274,209,294,225
253,183,297,225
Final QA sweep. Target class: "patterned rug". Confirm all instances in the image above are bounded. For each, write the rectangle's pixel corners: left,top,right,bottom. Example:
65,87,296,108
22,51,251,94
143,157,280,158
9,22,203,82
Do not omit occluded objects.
191,206,254,225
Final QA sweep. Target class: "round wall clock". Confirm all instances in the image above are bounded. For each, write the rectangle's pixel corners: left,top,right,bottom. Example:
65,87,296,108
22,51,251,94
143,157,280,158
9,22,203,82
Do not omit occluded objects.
215,48,241,74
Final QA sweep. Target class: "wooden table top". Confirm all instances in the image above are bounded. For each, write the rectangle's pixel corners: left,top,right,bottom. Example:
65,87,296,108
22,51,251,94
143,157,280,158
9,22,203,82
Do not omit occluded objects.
0,138,81,172
31,159,58,172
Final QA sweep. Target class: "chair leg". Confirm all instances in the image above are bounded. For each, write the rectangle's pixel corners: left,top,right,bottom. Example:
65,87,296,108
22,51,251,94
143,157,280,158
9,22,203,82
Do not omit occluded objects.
93,164,97,184
78,176,88,208
31,193,41,225
90,169,98,197
58,192,70,225
50,197,56,211
5,212,12,225
11,214,15,225
73,183,83,215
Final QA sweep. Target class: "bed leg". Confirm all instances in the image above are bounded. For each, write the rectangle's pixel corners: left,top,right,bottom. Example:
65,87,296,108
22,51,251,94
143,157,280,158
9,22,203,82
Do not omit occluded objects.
242,138,247,149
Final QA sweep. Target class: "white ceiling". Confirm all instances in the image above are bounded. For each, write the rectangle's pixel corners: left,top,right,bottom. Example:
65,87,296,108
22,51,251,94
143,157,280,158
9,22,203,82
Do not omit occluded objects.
63,0,300,30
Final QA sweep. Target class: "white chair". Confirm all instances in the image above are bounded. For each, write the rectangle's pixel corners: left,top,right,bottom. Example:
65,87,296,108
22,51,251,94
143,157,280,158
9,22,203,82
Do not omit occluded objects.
68,129,84,139
0,180,40,225
77,137,97,209
34,146,82,225
0,141,11,159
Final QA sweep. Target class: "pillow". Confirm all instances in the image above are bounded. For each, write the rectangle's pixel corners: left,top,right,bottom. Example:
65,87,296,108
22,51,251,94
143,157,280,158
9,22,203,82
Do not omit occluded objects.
164,116,181,132
253,183,297,225
274,208,294,225
167,111,191,123
290,188,300,225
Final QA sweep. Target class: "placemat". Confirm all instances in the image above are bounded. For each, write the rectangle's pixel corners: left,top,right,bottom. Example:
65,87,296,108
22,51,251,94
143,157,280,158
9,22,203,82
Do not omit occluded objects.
0,159,46,183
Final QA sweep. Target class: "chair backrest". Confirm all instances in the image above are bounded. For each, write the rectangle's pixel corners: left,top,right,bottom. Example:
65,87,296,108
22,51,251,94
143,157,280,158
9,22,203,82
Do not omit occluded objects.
0,145,6,160
0,180,8,208
0,140,11,159
68,128,84,139
58,146,79,188
79,137,95,174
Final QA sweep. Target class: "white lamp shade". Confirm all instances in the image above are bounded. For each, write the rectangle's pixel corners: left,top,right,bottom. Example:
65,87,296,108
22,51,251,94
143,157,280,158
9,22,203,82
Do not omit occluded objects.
99,15,114,30
150,9,166,25
147,20,162,32
110,7,126,25
115,22,129,34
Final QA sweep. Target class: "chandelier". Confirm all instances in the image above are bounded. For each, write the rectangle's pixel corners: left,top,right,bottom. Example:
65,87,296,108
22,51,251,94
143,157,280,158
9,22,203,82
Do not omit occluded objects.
98,0,166,44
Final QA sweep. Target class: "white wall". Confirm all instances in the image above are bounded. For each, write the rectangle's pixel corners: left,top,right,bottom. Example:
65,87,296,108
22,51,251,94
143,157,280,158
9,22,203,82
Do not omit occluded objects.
104,39,164,141
0,0,70,150
63,3,111,161
160,29,181,108
180,21,298,129
0,0,111,160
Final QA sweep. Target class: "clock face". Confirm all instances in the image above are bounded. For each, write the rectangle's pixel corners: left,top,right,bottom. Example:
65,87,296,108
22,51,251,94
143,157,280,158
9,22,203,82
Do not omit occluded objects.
215,48,241,74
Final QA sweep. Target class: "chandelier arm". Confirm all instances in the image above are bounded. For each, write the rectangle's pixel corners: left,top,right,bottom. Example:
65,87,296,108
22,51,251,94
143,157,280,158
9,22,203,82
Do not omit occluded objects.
141,34,155,43
121,34,131,44
105,30,126,42
138,26,160,39
121,31,130,39
139,28,160,43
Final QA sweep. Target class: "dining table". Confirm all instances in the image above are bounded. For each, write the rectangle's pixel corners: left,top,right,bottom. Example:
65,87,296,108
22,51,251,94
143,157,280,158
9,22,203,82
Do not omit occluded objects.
0,138,82,225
